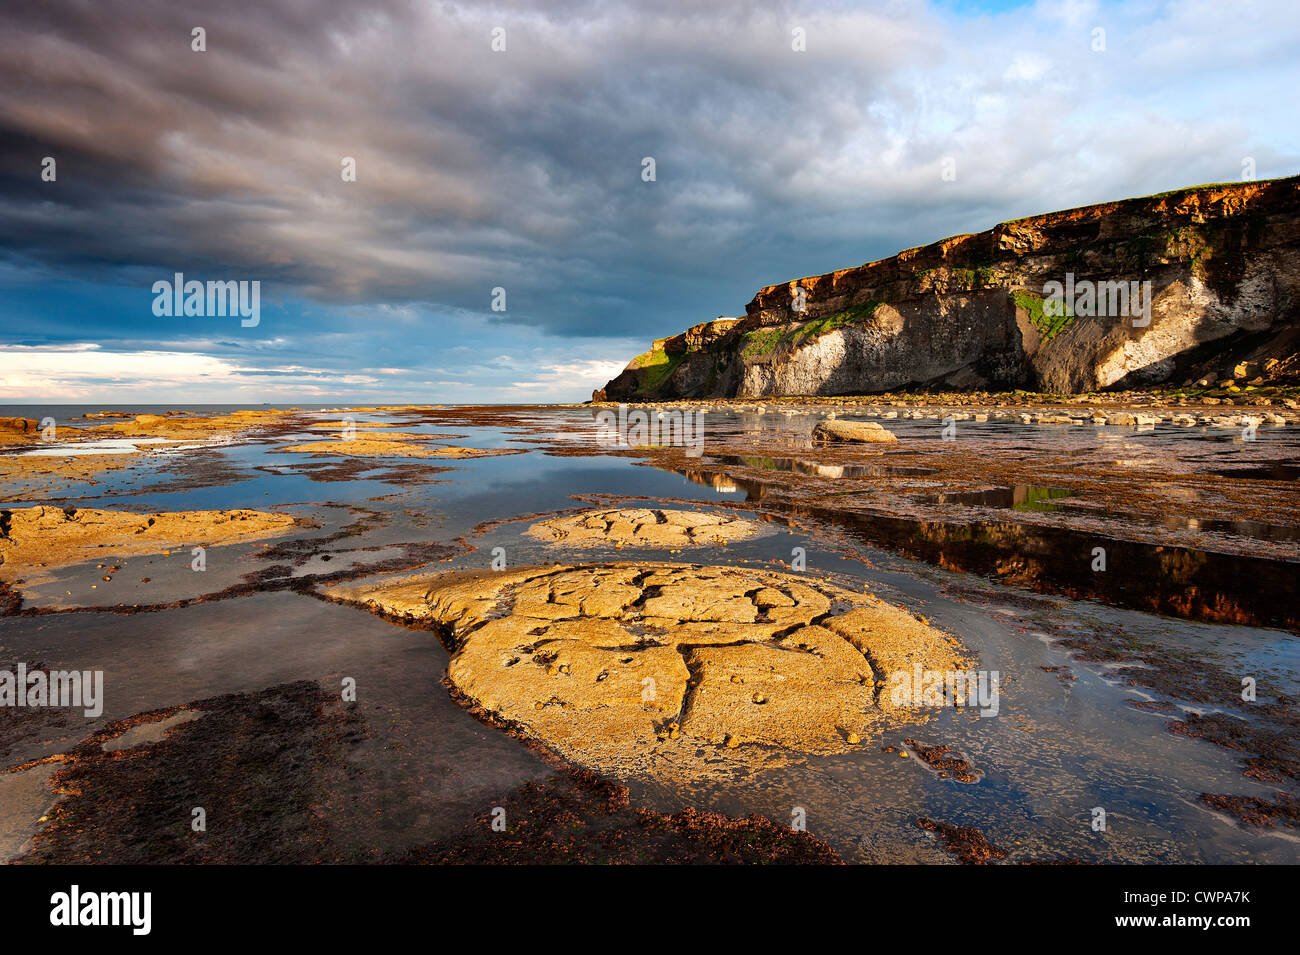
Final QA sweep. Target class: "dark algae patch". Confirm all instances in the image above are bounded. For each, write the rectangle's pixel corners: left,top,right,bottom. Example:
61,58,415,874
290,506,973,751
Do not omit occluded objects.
1198,793,1300,829
393,767,842,864
904,738,982,783
17,681,364,864
916,817,1007,864
13,680,841,865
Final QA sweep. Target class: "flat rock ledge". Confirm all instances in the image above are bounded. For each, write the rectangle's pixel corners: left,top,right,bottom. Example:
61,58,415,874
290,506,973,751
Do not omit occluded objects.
326,563,972,780
526,508,758,548
0,505,299,580
812,420,898,443
280,438,516,459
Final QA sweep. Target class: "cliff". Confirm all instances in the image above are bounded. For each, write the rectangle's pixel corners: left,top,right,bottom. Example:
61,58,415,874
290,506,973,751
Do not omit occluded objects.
597,176,1300,400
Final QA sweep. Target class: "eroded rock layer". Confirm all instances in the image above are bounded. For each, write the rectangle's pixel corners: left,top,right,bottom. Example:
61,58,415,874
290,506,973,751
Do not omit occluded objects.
525,508,758,547
281,439,518,459
326,563,972,779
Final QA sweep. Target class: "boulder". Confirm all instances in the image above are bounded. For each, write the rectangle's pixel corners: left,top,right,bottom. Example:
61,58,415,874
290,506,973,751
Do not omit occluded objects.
0,416,39,434
813,420,898,444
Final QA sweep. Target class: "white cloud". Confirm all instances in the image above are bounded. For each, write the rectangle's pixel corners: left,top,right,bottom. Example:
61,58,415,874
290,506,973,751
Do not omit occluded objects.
0,345,369,401
506,359,631,398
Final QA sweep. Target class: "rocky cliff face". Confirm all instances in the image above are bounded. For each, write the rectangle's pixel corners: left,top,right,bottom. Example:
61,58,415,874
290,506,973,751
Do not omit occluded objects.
597,177,1300,400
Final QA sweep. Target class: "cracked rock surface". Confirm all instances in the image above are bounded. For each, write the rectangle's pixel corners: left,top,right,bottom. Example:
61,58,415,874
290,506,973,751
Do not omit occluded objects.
327,563,972,779
526,508,758,548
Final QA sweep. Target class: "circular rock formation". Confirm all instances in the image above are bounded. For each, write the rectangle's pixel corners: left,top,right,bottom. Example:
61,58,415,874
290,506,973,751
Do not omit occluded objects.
327,563,972,779
526,508,758,548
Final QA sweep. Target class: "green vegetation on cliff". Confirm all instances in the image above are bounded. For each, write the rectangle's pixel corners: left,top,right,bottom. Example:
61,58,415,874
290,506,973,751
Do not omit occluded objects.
795,300,884,343
952,266,995,288
630,347,684,394
741,327,785,360
741,300,884,361
1011,290,1075,343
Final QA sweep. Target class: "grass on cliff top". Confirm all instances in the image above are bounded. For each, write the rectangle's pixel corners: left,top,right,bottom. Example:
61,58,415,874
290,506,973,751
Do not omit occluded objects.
741,300,884,360
631,347,684,394
1011,290,1075,343
1126,178,1294,203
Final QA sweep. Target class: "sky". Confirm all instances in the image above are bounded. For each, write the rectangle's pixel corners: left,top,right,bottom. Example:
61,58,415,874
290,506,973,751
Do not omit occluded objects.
1,0,1297,404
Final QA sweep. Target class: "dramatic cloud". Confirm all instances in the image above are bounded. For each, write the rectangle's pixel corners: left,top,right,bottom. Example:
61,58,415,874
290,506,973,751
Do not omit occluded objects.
1,0,1296,401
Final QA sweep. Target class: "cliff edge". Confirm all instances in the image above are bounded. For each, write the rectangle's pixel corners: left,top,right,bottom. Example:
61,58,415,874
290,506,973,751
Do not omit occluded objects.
597,176,1300,400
